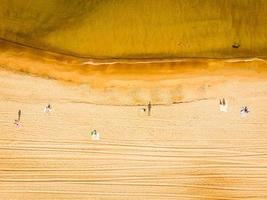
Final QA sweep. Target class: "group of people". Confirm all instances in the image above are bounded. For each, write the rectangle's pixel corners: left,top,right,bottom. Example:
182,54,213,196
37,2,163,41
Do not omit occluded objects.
91,102,152,141
13,99,249,139
219,98,250,117
141,101,152,116
13,103,101,141
14,104,52,128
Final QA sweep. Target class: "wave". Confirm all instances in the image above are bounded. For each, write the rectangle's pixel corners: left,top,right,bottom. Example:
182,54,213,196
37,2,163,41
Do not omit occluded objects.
81,57,267,66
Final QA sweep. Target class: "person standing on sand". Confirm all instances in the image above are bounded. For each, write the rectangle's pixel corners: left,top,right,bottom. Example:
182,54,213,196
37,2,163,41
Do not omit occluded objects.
18,110,21,121
148,101,151,116
222,98,226,106
14,109,21,128
219,99,223,111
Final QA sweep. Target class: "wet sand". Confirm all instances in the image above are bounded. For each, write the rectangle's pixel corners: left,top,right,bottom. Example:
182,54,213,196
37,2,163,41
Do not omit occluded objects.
1,39,267,105
0,68,267,199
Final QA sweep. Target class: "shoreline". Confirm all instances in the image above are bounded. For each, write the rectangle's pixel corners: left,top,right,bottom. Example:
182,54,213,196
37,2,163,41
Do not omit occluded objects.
1,39,267,65
1,39,267,105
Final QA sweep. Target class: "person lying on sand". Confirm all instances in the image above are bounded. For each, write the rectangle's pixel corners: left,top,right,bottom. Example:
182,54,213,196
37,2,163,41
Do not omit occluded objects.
240,106,250,117
241,106,249,113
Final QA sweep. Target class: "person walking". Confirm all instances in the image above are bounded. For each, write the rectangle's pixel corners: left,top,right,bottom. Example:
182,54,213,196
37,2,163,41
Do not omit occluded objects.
148,101,151,116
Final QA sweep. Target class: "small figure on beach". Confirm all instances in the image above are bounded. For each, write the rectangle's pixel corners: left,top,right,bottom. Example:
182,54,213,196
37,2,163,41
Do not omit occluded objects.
14,109,21,128
240,106,249,117
232,42,240,49
18,109,21,121
139,107,147,116
140,107,146,114
148,101,152,116
222,98,226,106
44,104,52,114
90,130,100,140
219,98,228,112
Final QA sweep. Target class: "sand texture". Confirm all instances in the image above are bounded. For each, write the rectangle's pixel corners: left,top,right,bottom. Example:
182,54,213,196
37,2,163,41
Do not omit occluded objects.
0,68,267,199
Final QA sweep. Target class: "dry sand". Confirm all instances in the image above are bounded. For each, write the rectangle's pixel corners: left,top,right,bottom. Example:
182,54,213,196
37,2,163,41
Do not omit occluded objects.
0,67,267,199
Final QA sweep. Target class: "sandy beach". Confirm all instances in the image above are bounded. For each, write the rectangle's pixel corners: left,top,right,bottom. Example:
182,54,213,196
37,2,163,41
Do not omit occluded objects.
0,66,267,199
1,1,267,199
1,39,267,106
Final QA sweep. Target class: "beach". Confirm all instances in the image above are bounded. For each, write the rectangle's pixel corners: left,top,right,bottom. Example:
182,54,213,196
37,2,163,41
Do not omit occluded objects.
1,0,267,198
0,65,267,199
1,39,267,106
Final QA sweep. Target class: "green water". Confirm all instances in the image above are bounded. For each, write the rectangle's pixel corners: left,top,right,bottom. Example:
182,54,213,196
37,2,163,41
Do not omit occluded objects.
0,0,266,58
